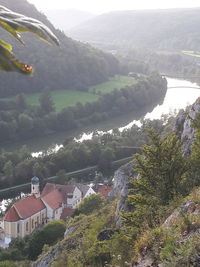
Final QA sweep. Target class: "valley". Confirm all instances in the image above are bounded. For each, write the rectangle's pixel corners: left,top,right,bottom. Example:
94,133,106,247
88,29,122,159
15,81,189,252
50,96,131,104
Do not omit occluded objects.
2,1,200,267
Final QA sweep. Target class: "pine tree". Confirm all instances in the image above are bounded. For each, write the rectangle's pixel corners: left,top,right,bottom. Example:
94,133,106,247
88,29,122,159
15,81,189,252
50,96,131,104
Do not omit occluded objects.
124,129,188,228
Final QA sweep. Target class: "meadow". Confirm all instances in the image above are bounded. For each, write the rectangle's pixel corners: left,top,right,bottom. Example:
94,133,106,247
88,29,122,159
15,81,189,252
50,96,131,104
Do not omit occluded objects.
6,75,136,111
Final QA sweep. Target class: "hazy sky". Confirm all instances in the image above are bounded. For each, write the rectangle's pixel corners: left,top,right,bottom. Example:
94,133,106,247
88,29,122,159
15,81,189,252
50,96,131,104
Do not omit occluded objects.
28,0,200,14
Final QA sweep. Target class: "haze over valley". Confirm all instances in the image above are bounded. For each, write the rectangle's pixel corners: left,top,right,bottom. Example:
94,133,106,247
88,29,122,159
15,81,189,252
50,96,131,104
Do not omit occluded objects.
1,1,200,266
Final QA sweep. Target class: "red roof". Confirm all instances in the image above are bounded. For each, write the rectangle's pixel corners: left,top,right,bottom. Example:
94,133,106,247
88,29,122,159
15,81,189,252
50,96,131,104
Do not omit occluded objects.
60,208,73,220
97,185,112,198
4,195,46,222
41,183,75,198
4,206,20,222
41,189,64,210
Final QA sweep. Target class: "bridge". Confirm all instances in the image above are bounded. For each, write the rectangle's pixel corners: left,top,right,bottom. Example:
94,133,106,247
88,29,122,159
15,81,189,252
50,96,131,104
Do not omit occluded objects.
168,86,200,90
161,74,200,79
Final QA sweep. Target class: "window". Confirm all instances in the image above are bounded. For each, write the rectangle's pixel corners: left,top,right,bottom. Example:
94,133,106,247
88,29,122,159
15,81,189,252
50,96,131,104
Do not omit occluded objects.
32,219,34,228
17,223,20,234
26,222,28,231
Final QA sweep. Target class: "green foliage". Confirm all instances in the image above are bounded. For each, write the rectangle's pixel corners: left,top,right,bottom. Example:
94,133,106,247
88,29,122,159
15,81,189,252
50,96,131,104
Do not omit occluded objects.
51,202,118,267
88,75,137,94
0,5,59,74
123,129,188,239
39,90,55,115
0,261,30,267
132,129,187,205
28,220,66,260
0,73,166,144
73,194,104,217
0,114,175,193
42,220,66,245
2,220,66,262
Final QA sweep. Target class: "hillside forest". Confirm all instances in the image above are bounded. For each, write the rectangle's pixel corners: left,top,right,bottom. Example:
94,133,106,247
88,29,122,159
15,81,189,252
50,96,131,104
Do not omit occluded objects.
1,1,200,267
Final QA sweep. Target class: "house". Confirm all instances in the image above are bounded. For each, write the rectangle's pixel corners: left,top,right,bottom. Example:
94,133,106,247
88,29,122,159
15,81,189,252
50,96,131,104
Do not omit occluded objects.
3,177,96,242
69,182,96,198
96,185,112,199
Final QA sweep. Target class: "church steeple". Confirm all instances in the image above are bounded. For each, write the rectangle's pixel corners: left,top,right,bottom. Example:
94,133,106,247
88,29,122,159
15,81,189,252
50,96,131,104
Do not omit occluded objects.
31,176,40,198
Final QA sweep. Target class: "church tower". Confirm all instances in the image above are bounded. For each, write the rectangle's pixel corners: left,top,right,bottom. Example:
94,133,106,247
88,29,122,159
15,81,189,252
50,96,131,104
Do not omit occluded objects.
31,176,40,198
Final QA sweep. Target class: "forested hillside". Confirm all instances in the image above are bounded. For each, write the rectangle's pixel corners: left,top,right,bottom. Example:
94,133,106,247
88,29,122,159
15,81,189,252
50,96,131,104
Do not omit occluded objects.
0,0,119,97
69,8,200,51
45,9,95,31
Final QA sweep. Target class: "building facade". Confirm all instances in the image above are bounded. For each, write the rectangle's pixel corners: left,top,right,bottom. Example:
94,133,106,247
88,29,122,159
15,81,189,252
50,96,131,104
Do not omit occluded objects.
3,177,96,242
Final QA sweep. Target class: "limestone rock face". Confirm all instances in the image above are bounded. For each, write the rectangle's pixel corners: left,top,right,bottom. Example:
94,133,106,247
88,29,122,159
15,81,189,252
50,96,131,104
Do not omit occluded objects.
174,97,200,156
31,243,63,267
110,160,135,227
32,226,77,267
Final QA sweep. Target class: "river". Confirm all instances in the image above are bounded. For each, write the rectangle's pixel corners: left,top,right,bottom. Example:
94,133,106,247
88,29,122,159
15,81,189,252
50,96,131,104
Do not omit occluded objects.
1,77,200,155
0,77,200,211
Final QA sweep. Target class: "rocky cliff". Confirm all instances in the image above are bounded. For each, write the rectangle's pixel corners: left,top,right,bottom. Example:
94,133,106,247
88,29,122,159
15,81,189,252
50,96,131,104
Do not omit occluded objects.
133,189,200,267
174,97,200,156
111,98,200,228
110,160,136,227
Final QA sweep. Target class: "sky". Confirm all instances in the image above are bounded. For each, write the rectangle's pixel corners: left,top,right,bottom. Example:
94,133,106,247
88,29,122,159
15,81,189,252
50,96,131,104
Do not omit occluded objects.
28,0,200,14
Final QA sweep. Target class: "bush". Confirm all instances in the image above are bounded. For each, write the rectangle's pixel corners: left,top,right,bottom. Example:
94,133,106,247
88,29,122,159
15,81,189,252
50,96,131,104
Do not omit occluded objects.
72,194,104,217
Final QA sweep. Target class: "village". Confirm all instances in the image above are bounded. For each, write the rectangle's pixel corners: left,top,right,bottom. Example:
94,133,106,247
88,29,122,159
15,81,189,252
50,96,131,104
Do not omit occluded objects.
0,176,112,248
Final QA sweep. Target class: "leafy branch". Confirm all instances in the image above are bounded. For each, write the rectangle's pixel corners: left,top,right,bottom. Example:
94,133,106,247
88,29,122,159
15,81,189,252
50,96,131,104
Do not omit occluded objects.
0,5,59,75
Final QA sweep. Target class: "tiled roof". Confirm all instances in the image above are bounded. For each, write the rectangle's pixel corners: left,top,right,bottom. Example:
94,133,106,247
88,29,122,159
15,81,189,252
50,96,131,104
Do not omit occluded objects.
41,189,64,210
4,206,20,222
4,195,46,221
70,182,90,197
60,208,73,220
41,183,75,198
97,185,112,198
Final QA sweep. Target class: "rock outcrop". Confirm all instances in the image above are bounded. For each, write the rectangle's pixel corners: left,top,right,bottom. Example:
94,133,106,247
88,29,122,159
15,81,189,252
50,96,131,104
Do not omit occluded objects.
134,189,200,267
174,97,200,156
32,226,77,267
110,160,136,227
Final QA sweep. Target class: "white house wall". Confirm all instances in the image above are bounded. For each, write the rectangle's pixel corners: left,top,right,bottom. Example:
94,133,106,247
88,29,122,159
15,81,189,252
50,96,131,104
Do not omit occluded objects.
67,187,82,208
42,201,54,222
84,187,96,198
54,207,63,220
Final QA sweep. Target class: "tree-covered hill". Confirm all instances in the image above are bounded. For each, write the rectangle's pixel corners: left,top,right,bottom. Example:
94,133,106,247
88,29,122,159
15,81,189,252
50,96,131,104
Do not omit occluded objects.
69,8,200,51
45,9,95,31
0,0,119,97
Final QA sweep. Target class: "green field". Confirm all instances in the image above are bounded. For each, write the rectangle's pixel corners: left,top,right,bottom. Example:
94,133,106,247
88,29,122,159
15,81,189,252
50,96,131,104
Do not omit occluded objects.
182,50,200,58
23,90,99,112
88,75,136,94
5,75,136,112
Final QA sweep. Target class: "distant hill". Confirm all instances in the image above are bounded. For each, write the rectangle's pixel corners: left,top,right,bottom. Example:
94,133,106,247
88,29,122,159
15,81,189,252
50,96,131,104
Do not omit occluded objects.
0,0,119,97
45,9,95,31
68,8,200,51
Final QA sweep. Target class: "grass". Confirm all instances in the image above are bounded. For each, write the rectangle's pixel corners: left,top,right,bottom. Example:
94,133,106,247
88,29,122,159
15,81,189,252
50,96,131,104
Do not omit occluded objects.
88,75,136,94
4,75,136,112
182,50,200,58
23,90,99,112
